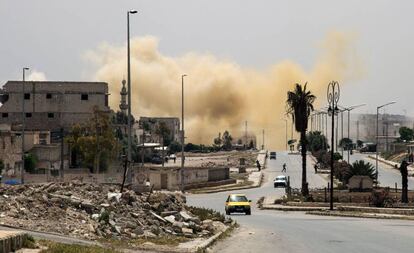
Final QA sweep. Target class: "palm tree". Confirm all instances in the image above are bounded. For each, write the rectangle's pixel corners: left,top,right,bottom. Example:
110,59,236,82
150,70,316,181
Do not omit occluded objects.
344,160,376,183
286,83,316,196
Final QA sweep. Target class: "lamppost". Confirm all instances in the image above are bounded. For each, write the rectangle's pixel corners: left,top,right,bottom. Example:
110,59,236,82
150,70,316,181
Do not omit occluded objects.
21,67,29,184
181,74,187,192
376,101,396,182
327,81,340,210
342,104,366,163
126,9,137,184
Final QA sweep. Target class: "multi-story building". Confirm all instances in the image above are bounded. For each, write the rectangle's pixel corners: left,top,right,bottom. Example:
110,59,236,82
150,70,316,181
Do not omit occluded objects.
0,81,110,135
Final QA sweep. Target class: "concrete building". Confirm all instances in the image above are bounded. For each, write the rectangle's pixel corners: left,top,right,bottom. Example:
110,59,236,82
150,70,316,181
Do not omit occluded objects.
0,128,22,176
354,113,414,152
139,117,181,144
0,81,110,134
131,166,233,191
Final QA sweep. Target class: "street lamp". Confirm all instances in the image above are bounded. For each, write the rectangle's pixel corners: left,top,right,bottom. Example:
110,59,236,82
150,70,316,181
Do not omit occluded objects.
327,81,340,211
376,101,396,183
181,74,187,192
21,67,29,184
342,104,366,163
126,9,137,184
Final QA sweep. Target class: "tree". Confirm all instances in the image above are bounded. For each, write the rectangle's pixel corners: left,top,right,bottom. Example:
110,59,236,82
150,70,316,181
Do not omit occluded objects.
339,138,353,151
399,127,414,142
169,141,182,153
24,153,37,173
307,131,328,152
66,107,119,172
248,140,254,149
222,130,233,150
344,160,376,183
155,122,171,166
286,83,316,196
356,140,364,148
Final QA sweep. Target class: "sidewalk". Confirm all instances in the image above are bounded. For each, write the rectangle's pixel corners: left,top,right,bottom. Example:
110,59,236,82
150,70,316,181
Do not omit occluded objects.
367,155,414,174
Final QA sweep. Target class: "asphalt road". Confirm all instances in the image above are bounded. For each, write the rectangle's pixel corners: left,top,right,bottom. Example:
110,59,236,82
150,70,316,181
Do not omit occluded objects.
187,151,414,253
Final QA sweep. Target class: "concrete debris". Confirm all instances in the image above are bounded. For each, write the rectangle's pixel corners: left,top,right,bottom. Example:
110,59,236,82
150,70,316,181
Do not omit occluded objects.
0,181,226,242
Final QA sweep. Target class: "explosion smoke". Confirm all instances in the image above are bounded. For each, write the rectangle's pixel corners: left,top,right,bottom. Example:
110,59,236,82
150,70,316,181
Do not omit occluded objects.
85,31,363,149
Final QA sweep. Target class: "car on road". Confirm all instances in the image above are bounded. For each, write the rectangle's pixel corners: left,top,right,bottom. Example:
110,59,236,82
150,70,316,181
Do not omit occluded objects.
269,151,277,159
151,155,163,164
274,175,287,188
225,194,251,215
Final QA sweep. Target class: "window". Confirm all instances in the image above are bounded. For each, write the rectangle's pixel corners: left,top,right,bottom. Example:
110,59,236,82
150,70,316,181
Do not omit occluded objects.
25,113,32,118
24,93,30,100
105,94,108,106
2,113,8,118
46,93,52,99
81,94,88,100
48,113,54,118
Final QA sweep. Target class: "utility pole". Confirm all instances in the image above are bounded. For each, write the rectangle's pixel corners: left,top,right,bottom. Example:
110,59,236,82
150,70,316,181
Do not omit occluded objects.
245,121,248,149
262,129,264,150
376,101,396,182
21,67,29,184
126,9,137,184
181,74,187,192
60,127,64,180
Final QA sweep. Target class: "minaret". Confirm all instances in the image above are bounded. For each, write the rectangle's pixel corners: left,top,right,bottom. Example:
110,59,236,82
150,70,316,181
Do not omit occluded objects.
119,79,128,115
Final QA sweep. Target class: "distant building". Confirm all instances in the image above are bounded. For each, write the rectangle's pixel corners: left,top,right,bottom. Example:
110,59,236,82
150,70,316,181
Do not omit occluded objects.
138,117,181,144
0,81,110,135
355,113,414,152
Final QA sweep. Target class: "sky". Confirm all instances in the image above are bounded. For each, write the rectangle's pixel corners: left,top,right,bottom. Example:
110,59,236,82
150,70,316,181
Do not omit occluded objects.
1,0,413,146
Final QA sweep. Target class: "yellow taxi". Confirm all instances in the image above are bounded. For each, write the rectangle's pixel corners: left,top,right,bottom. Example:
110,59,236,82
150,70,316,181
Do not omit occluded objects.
225,194,251,215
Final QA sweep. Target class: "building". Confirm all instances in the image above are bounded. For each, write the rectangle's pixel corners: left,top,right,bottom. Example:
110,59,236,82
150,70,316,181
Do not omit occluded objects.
138,117,181,144
0,81,110,135
0,126,22,176
355,114,414,152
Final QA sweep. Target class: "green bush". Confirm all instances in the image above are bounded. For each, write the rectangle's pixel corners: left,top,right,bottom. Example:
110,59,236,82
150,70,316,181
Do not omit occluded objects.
344,160,376,183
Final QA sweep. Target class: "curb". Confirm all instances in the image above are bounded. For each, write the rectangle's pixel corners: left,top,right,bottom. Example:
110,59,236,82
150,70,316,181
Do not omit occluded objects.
261,205,328,211
306,210,414,221
189,172,264,194
0,222,235,253
192,221,236,253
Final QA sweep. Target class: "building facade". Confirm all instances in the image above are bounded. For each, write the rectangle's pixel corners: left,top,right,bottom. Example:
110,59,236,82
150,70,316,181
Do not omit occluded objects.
0,81,110,133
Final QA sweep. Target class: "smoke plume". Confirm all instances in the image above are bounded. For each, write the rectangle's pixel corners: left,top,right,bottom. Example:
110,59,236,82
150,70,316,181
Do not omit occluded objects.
84,31,363,149
27,70,47,81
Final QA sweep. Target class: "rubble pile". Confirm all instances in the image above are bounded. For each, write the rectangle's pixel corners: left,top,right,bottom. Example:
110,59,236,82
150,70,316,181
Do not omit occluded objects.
0,181,229,241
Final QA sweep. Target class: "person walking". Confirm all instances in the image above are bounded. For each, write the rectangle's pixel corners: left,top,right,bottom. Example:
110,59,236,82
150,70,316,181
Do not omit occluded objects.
282,163,287,173
256,160,261,171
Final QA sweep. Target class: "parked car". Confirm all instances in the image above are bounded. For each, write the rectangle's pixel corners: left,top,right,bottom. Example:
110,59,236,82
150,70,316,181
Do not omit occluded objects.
269,151,277,159
274,175,287,188
151,155,163,164
225,194,251,215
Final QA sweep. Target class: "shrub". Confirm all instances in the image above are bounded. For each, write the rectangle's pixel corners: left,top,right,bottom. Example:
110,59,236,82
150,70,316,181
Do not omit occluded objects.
344,160,376,183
